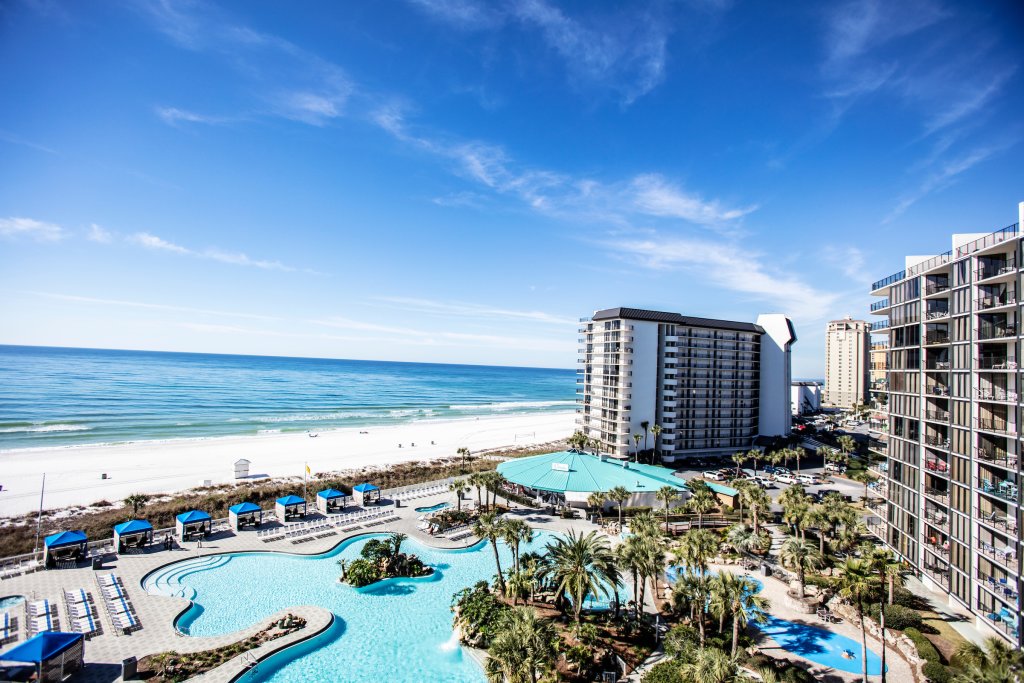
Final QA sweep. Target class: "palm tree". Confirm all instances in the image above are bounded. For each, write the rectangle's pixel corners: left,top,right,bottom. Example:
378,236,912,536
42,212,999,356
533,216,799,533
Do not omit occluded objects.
747,449,762,477
124,493,149,517
473,512,508,596
541,530,616,624
674,529,719,575
741,485,771,536
449,479,467,511
687,488,717,529
838,558,877,683
501,518,533,573
850,469,877,502
650,423,662,463
485,607,558,683
792,446,805,475
729,479,753,523
587,490,607,522
505,569,531,606
725,523,765,557
670,570,713,646
467,472,484,510
709,572,769,658
730,451,746,478
457,446,471,467
862,545,901,683
805,504,831,554
617,534,644,620
632,433,643,462
677,639,743,682
607,486,630,527
641,420,650,453
779,537,822,599
837,434,858,461
656,485,678,531
778,484,810,538
953,637,1024,683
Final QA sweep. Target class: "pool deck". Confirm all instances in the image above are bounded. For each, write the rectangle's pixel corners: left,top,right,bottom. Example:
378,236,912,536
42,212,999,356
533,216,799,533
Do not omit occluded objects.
717,562,916,683
0,491,589,682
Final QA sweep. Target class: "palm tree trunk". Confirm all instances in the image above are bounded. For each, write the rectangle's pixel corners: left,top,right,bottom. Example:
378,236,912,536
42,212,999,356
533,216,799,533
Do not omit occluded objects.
798,567,805,598
880,602,887,683
732,611,740,658
859,605,868,683
888,575,894,605
632,570,640,619
491,541,505,595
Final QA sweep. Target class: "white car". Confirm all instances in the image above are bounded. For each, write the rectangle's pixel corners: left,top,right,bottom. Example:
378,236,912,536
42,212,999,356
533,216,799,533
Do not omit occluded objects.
773,473,796,484
796,474,819,486
703,470,726,481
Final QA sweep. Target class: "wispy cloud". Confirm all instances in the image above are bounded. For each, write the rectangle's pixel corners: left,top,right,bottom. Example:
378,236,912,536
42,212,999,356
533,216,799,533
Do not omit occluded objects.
126,231,301,271
309,314,569,351
26,291,282,322
0,217,65,242
629,175,756,227
608,235,841,323
155,106,231,127
884,140,1017,222
408,0,673,104
86,223,114,243
372,297,577,325
0,129,58,155
921,67,1016,138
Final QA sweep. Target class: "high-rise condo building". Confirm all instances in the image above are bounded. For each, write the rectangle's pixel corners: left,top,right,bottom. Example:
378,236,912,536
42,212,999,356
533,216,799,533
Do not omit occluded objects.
576,307,796,463
823,317,871,409
868,202,1023,646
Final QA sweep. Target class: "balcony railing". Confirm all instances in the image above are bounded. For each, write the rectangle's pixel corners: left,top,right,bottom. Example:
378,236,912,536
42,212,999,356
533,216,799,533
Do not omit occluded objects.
870,299,890,312
925,282,950,295
976,387,1018,402
871,319,890,331
977,447,1018,467
975,258,1018,281
925,361,951,370
925,410,950,422
924,511,949,529
977,357,1018,370
978,418,1014,434
976,538,1018,567
977,477,1020,503
924,542,950,557
924,487,949,503
926,309,950,320
924,459,949,473
978,324,1018,340
977,293,1017,311
976,508,1019,534
926,384,950,397
978,573,1019,602
872,270,906,292
925,333,950,345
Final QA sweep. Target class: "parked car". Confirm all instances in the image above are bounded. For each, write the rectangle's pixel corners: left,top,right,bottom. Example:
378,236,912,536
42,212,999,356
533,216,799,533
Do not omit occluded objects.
773,467,792,476
825,462,847,474
763,465,776,475
773,473,796,484
796,473,819,486
703,470,726,481
753,476,775,489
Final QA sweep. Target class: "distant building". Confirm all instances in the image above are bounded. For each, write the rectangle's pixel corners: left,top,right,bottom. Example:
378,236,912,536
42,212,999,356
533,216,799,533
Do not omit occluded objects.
577,307,796,462
823,316,871,409
791,381,822,415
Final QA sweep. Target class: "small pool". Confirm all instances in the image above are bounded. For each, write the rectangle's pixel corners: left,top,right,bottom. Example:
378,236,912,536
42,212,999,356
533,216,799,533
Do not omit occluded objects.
414,502,450,513
0,596,24,610
665,567,883,675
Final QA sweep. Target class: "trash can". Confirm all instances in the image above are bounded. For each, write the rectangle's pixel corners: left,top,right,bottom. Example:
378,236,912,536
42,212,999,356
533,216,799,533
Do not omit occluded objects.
122,656,138,680
92,556,104,571
762,563,772,577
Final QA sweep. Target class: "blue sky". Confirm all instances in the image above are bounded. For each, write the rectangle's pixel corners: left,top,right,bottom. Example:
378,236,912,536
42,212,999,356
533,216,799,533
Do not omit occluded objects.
0,0,1021,375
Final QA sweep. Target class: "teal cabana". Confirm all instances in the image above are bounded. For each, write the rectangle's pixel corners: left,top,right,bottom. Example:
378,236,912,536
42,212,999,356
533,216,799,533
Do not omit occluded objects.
175,510,212,540
315,488,347,514
228,502,263,530
113,520,152,553
352,483,380,507
275,495,306,521
42,531,87,568
0,631,84,681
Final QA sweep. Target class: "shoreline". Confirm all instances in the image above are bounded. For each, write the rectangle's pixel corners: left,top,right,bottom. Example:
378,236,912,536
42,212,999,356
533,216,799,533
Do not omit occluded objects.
0,411,575,517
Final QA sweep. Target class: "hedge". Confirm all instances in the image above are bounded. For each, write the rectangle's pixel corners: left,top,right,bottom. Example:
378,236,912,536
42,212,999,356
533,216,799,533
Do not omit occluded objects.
904,627,950,683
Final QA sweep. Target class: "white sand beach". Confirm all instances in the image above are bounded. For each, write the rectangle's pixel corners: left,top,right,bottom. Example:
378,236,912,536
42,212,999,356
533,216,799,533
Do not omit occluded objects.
0,412,575,517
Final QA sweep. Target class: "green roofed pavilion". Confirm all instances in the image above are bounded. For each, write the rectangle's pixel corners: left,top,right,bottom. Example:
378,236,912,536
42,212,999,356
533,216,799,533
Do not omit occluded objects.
497,450,704,509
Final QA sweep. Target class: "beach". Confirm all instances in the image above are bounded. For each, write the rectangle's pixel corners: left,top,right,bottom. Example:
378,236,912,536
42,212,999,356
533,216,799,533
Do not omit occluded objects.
0,411,575,517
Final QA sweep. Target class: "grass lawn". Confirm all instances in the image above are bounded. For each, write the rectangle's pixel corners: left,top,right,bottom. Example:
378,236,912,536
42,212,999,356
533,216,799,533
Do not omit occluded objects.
919,608,969,663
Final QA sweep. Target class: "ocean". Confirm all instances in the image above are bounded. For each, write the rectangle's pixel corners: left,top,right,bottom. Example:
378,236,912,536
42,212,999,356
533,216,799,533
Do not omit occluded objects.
0,346,576,451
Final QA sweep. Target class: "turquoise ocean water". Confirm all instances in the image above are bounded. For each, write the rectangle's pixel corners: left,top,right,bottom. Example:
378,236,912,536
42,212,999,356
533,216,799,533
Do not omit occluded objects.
0,345,575,451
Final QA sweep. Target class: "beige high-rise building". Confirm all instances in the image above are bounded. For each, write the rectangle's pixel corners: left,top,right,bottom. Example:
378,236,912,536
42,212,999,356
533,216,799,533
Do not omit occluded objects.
823,316,871,409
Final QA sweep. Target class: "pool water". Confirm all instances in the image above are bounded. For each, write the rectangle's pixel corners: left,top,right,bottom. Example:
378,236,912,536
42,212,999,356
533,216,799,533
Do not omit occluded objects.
143,531,624,682
414,502,450,513
665,566,884,676
0,595,24,610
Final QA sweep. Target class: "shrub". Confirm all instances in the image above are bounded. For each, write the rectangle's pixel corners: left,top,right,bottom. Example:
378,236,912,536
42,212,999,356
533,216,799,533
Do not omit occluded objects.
868,603,923,631
904,627,950,682
922,660,951,683
344,558,380,587
642,661,683,683
662,624,700,657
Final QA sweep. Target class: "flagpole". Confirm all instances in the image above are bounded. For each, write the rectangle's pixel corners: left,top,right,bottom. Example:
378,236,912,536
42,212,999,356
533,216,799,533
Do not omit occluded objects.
303,462,307,503
33,473,46,556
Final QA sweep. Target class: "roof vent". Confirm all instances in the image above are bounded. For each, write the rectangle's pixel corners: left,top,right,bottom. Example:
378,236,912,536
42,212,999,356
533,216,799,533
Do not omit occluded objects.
599,453,608,462
622,461,629,469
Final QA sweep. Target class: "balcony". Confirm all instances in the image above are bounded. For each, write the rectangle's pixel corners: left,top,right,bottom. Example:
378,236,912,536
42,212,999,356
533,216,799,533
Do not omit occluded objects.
872,270,906,293
925,333,950,345
925,409,950,422
925,282,950,296
924,541,950,558
976,387,1018,402
924,435,950,449
977,477,1019,504
977,357,1018,370
924,361,951,371
924,459,949,474
977,508,1019,534
977,293,1017,311
924,487,949,504
924,510,949,530
975,258,1017,281
926,309,950,320
870,298,890,312
926,384,950,397
978,418,1015,435
978,574,1019,604
976,604,1019,641
871,319,890,331
978,324,1018,341
977,447,1018,468
976,538,1019,571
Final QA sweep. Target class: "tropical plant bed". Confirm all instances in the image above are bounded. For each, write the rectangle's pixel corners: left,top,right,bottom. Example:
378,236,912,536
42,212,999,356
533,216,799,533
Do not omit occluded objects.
135,614,307,682
340,533,433,587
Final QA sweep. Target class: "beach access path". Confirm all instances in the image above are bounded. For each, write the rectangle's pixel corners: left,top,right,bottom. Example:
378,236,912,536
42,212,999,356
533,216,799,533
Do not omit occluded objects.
0,411,574,517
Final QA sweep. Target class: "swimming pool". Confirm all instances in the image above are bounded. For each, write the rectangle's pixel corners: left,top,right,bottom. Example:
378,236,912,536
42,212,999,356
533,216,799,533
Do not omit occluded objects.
143,531,624,682
414,502,450,513
0,595,24,610
665,566,884,675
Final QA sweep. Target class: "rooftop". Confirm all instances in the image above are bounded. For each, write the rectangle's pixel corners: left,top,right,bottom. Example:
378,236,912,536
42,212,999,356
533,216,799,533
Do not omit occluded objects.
498,450,691,494
589,307,765,334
